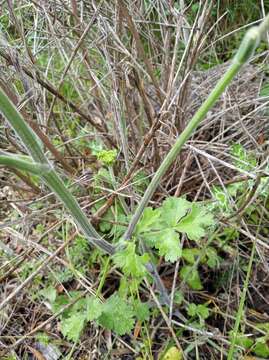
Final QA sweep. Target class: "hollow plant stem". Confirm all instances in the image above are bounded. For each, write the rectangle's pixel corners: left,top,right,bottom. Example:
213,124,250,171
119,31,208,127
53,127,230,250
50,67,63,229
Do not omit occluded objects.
0,154,50,175
123,18,268,240
0,88,115,254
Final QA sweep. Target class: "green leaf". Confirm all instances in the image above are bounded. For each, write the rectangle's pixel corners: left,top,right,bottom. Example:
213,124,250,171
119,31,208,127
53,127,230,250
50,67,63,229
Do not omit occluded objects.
182,248,202,264
162,346,183,360
255,322,269,333
176,204,214,241
98,294,135,335
132,300,150,322
187,303,197,317
174,291,184,305
253,337,269,357
86,296,103,321
187,303,209,321
160,197,191,227
118,277,129,298
206,247,221,269
136,207,161,234
180,265,203,290
113,242,149,277
97,149,117,165
154,229,181,262
51,292,82,315
40,286,57,303
228,331,254,349
61,313,86,342
196,304,210,319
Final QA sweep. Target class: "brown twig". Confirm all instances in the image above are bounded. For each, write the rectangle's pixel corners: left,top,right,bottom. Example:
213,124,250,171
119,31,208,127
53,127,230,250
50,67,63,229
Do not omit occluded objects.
117,0,164,104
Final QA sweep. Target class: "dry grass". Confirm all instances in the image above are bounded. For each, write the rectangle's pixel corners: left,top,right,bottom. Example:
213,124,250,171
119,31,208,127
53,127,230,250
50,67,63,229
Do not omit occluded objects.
0,1,269,359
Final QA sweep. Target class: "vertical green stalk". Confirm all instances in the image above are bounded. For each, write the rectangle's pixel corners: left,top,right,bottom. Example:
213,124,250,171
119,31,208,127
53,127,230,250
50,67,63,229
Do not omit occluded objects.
123,19,268,240
227,241,256,359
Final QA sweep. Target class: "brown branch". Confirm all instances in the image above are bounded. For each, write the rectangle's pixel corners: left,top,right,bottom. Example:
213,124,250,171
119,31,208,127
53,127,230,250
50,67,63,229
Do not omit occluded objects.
117,0,164,104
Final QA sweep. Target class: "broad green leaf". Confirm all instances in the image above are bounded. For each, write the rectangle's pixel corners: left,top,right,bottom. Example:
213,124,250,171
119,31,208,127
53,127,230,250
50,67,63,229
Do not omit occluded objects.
61,313,86,342
86,296,103,321
154,228,181,262
180,265,203,290
136,207,161,234
113,242,149,277
98,294,135,335
161,197,191,227
176,204,214,241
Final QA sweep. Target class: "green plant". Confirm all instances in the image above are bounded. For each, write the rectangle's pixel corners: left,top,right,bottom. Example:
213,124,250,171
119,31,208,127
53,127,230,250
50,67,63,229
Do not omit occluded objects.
187,302,210,326
123,17,269,241
1,13,269,348
41,290,149,341
132,196,214,263
228,331,269,358
0,88,114,255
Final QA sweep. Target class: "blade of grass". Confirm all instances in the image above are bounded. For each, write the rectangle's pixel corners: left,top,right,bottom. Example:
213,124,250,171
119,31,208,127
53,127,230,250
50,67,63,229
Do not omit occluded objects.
227,238,256,359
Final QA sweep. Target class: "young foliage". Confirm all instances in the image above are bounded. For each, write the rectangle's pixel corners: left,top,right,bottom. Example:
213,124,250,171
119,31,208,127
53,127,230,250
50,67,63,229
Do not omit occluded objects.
40,289,148,340
187,303,210,320
61,313,86,342
180,266,203,290
97,294,135,335
113,242,149,278
135,197,214,262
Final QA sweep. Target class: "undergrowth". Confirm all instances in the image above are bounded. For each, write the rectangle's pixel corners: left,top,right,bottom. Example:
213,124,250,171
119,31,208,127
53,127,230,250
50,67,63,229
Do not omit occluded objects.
0,1,269,360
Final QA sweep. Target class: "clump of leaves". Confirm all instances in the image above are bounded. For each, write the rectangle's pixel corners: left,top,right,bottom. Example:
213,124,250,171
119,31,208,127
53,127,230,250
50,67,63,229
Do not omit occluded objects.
228,331,269,358
97,149,117,166
230,143,257,172
187,302,210,326
135,197,214,262
40,290,149,341
113,242,149,278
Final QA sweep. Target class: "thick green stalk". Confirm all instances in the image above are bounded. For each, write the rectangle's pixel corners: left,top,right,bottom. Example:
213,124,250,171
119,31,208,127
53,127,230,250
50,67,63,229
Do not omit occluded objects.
0,88,114,254
0,154,50,175
123,19,268,240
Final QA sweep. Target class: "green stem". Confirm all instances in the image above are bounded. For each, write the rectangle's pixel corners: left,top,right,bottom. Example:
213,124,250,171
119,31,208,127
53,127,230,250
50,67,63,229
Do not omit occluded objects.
123,21,267,240
0,88,114,255
0,154,50,175
227,241,256,359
